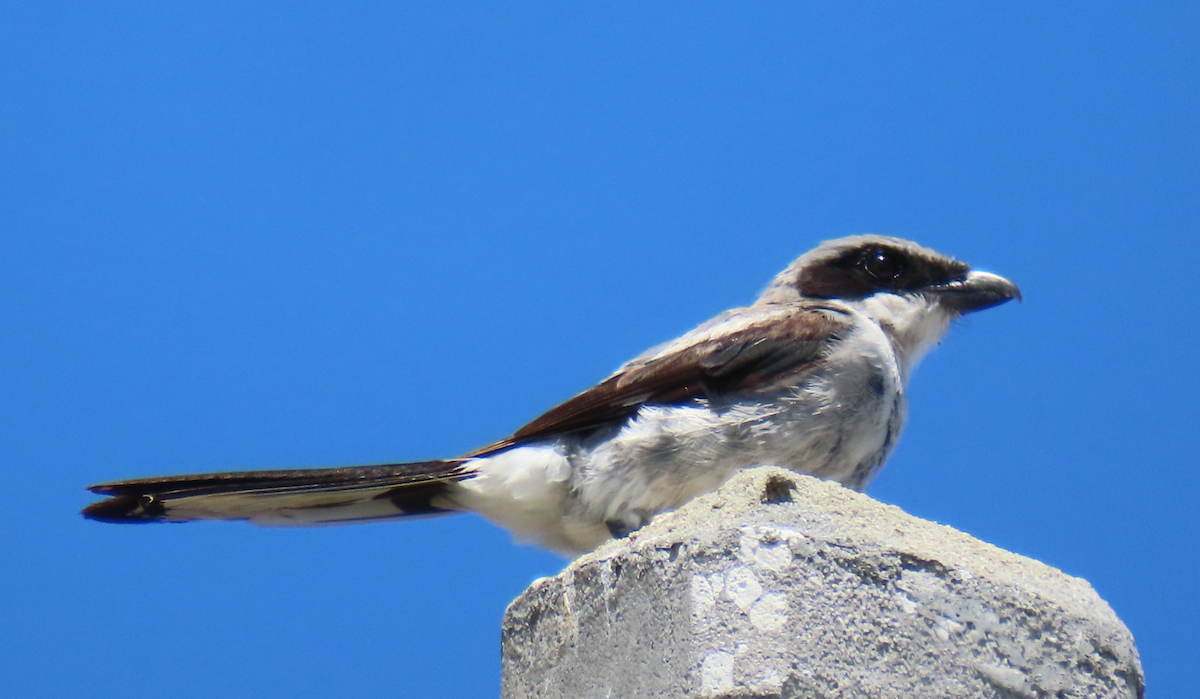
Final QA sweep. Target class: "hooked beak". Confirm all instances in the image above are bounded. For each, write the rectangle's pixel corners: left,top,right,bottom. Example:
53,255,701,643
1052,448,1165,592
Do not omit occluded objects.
926,271,1022,314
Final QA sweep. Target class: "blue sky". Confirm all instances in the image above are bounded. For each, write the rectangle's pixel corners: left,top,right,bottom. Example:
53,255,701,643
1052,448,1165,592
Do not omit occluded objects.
2,3,1196,697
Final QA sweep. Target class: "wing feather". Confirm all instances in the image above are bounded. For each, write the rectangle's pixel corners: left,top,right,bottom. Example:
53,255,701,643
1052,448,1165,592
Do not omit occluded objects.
470,305,851,455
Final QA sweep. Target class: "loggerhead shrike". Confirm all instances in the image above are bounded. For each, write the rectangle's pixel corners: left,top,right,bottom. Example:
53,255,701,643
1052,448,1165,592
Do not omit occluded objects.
83,235,1019,555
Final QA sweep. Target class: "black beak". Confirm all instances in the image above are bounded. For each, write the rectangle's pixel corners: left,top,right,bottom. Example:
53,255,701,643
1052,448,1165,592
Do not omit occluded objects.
926,271,1021,313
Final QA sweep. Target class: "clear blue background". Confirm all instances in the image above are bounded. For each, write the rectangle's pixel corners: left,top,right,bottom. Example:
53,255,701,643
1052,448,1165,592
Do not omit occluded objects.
2,3,1195,697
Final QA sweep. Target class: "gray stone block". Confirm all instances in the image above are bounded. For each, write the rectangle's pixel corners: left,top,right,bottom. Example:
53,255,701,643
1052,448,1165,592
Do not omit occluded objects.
501,467,1143,699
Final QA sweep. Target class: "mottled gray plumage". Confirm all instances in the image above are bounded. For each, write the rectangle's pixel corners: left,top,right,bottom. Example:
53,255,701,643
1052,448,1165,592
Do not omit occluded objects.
83,235,1019,555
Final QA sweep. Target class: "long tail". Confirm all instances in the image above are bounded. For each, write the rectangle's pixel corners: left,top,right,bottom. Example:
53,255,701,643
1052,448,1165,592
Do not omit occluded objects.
82,460,473,526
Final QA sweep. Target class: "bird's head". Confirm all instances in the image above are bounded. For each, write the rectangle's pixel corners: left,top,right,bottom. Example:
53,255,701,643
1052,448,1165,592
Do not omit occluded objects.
759,235,1021,377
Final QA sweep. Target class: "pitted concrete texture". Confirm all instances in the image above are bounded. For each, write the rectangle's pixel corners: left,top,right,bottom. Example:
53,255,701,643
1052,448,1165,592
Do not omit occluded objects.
500,467,1143,699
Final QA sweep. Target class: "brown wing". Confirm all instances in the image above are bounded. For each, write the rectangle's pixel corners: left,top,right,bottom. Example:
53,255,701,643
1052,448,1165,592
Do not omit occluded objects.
467,305,852,456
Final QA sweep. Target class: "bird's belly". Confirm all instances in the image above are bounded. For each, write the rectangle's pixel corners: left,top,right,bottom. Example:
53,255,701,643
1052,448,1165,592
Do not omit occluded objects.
573,361,903,532
459,325,905,555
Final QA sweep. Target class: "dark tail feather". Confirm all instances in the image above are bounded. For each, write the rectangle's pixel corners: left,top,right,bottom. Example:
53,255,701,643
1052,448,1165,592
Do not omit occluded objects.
82,460,473,526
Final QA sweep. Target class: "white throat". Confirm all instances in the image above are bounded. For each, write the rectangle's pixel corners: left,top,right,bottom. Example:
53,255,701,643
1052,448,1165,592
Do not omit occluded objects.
849,294,954,383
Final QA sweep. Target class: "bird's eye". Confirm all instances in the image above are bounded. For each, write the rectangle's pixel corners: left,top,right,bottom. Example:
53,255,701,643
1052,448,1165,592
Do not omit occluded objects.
859,249,905,282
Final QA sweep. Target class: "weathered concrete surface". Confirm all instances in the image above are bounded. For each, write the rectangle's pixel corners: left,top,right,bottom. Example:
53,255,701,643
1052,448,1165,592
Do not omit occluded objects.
501,467,1143,699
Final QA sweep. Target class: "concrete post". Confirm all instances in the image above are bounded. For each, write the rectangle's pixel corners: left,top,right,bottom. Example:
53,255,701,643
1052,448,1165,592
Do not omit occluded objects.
501,467,1143,699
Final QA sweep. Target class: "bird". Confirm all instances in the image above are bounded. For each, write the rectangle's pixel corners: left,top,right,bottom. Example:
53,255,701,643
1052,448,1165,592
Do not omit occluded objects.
82,235,1019,555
